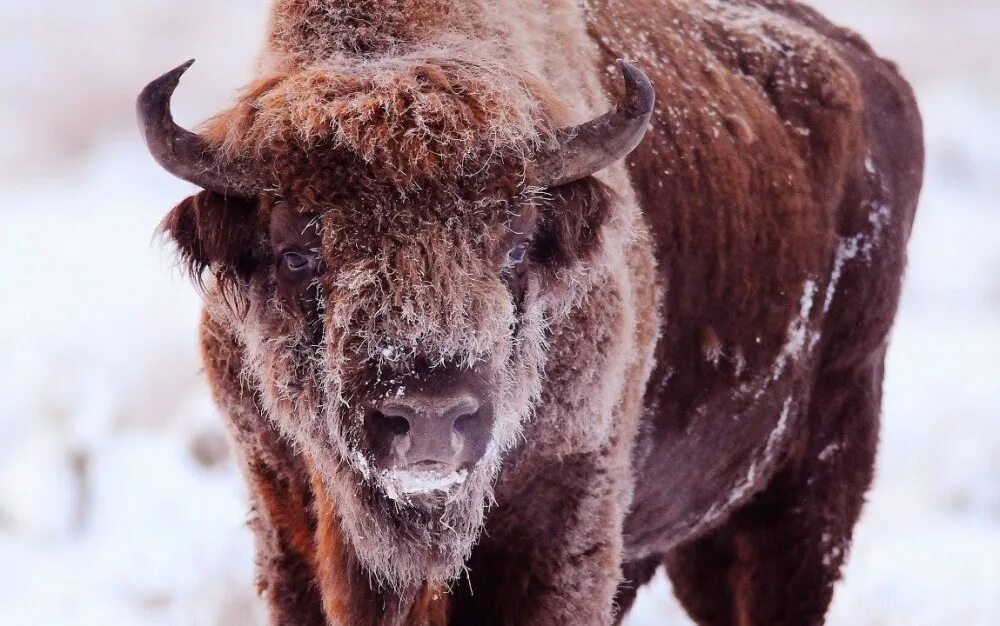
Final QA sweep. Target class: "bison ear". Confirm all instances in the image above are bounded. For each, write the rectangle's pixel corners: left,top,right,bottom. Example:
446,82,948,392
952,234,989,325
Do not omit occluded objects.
159,191,263,287
537,177,616,266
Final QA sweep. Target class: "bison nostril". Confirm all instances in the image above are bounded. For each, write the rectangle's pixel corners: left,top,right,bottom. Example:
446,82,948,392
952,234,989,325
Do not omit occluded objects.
384,413,410,436
366,408,412,447
452,411,478,434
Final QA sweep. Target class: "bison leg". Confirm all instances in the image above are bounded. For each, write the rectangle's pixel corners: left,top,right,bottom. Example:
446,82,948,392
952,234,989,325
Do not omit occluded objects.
665,357,884,626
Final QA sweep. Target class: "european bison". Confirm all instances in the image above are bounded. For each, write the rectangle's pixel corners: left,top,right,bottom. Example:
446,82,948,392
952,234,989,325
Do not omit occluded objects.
139,0,923,624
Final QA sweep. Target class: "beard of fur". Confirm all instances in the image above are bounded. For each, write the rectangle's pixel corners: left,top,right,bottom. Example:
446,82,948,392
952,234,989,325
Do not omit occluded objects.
222,272,551,588
330,455,496,589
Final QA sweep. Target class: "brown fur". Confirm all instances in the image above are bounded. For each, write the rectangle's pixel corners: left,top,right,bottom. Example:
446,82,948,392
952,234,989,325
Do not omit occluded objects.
154,0,923,624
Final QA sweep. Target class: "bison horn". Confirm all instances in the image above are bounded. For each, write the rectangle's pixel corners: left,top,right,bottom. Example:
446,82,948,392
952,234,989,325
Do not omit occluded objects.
532,60,655,187
137,60,258,197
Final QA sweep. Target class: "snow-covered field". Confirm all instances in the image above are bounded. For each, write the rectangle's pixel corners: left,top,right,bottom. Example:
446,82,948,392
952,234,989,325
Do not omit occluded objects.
1,2,997,624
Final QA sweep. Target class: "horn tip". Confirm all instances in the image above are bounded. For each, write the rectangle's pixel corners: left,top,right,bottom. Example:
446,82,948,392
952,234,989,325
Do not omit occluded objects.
138,59,196,104
158,59,197,88
615,59,655,116
167,59,197,83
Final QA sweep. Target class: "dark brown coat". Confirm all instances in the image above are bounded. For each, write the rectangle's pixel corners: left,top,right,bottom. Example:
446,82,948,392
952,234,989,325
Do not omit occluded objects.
153,1,923,624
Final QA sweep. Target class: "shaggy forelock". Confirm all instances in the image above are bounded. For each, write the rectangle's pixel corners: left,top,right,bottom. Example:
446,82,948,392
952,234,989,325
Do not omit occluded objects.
202,46,561,191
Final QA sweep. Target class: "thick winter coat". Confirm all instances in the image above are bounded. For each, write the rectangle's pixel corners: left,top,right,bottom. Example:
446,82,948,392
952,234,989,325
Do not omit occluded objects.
141,1,923,624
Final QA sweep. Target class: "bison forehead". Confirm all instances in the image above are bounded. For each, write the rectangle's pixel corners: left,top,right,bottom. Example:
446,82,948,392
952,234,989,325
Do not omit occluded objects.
277,160,529,236
317,216,513,289
200,54,558,190
316,219,520,362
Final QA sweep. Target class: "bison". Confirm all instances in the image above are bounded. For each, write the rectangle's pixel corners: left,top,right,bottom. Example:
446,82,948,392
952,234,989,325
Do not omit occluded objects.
139,0,923,624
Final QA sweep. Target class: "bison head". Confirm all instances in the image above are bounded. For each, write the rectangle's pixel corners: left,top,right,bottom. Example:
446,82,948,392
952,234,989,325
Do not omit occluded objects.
140,56,652,587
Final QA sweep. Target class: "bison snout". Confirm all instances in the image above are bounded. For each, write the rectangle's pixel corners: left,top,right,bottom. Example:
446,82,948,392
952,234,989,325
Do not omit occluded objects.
366,393,493,473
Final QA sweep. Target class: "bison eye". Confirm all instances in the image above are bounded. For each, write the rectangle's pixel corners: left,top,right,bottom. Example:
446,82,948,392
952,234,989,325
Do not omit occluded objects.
506,242,530,267
283,251,311,272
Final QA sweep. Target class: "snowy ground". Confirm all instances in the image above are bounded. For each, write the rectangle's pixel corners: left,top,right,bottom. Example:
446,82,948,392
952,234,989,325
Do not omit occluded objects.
1,2,997,624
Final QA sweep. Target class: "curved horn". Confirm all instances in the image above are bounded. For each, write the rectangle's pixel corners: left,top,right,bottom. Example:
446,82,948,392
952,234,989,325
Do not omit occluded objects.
137,60,258,196
533,60,655,187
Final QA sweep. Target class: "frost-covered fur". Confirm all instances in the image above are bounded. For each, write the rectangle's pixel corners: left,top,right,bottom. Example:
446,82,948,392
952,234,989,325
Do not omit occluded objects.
204,53,557,189
157,0,923,624
179,0,627,599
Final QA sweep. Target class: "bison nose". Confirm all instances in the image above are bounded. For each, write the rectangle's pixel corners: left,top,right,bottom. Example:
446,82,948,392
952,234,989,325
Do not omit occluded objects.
367,394,489,470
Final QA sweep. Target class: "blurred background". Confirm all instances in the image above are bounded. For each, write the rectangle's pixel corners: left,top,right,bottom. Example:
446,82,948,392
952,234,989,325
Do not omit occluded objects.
0,1,997,624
